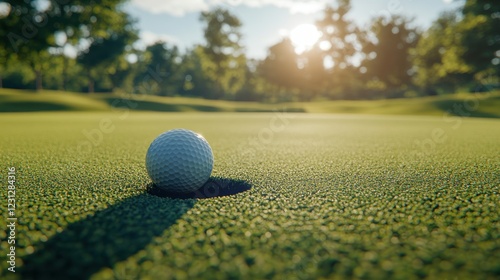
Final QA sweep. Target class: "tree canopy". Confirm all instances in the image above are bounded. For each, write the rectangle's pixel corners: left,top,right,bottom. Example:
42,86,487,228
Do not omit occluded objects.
1,1,497,99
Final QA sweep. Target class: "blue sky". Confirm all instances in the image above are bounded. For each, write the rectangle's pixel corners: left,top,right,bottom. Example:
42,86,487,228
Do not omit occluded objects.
124,0,463,59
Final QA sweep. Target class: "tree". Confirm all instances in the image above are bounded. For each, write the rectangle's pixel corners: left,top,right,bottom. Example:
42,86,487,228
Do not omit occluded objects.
50,0,134,91
0,0,137,91
2,56,36,89
234,58,266,101
0,1,55,90
360,16,420,93
199,8,246,98
0,44,7,88
412,12,470,94
177,46,216,98
300,45,327,100
259,38,301,100
77,12,138,92
315,0,360,96
107,55,135,93
134,41,182,96
460,0,500,81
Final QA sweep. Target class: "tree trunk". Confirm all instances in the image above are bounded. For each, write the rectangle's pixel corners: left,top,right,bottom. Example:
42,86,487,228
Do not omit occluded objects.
0,73,3,88
62,55,68,91
88,68,94,93
88,79,94,93
35,70,43,91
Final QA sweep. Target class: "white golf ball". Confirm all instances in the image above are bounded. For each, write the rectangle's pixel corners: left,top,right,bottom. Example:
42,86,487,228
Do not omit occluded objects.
146,129,214,193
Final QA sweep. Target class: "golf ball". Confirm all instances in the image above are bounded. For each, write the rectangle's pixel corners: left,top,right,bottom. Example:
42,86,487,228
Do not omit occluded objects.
146,129,214,193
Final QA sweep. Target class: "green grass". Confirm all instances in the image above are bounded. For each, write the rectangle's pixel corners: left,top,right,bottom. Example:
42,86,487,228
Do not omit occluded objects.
0,89,110,112
0,111,499,279
299,93,500,118
1,88,500,118
0,89,304,113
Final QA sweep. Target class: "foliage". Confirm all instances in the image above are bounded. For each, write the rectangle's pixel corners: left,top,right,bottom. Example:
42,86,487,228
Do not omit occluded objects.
316,1,358,70
0,0,136,91
460,0,500,85
199,8,247,99
132,42,182,96
0,1,497,99
314,0,361,98
412,12,471,94
360,15,420,93
299,45,327,100
176,46,218,98
77,12,138,92
259,38,301,97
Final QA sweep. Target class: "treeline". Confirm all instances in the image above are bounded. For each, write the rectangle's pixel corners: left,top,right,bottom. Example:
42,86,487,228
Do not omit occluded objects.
0,0,498,101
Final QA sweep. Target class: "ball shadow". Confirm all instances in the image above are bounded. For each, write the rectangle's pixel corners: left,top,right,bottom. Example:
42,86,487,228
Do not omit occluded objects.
147,176,252,199
20,194,195,280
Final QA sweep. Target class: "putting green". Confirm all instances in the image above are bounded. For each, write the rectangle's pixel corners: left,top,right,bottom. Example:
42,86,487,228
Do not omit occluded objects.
1,112,499,279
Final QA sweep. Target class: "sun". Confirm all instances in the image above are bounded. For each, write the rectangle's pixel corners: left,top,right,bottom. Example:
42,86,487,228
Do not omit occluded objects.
289,24,321,54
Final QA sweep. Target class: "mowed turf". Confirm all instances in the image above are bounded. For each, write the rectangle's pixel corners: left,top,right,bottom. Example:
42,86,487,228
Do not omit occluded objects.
2,88,500,118
0,112,499,279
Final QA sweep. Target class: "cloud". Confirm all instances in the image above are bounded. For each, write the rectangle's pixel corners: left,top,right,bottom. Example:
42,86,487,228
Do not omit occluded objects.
131,0,209,16
135,31,180,49
242,0,328,14
131,0,328,16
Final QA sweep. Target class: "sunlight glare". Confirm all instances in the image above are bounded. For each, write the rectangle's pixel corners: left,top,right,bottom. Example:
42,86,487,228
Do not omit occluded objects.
290,24,321,54
319,41,331,51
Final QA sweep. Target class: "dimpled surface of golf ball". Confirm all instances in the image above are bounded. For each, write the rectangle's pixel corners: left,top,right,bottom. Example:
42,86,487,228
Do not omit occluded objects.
146,129,214,193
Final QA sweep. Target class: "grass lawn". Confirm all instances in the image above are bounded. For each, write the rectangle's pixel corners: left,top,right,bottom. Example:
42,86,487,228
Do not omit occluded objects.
1,88,500,118
1,112,499,279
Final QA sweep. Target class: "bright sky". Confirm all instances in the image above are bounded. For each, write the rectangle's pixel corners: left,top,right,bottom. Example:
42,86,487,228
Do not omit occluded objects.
125,0,464,59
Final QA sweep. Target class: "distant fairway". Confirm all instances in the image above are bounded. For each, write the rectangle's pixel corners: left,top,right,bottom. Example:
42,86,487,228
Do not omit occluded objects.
1,88,500,118
0,111,498,279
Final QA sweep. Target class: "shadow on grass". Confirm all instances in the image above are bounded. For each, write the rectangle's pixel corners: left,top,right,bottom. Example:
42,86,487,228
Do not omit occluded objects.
0,101,73,112
104,98,222,112
432,99,500,118
20,177,251,279
147,176,252,199
105,97,306,113
234,107,306,113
